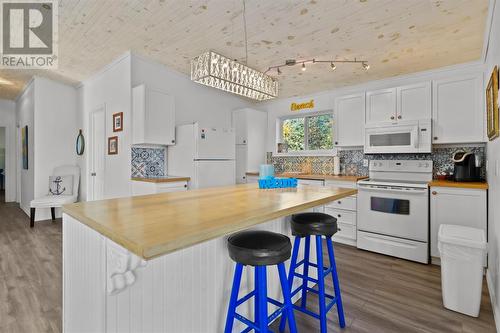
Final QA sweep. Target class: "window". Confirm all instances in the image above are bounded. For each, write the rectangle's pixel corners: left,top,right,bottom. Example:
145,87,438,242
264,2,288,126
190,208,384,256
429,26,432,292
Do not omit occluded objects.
279,113,333,153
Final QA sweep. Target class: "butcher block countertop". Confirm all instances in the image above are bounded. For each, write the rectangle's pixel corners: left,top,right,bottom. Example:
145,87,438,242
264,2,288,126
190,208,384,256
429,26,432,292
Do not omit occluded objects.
63,184,357,260
131,176,190,183
246,172,367,182
429,180,489,190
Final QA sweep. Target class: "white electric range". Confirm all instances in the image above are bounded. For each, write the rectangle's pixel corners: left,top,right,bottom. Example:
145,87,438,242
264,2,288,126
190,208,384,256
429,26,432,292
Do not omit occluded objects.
356,160,432,263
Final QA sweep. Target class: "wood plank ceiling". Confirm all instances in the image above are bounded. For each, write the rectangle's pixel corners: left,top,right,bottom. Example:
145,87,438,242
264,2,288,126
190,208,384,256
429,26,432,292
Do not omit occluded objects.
0,0,489,100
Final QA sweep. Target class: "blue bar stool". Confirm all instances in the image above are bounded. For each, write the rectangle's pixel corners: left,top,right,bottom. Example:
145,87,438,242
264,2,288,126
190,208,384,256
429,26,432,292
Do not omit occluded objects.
279,212,345,333
224,230,298,333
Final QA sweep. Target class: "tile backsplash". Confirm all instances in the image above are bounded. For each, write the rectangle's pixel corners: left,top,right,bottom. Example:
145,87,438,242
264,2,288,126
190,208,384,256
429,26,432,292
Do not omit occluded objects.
131,147,166,178
270,145,486,179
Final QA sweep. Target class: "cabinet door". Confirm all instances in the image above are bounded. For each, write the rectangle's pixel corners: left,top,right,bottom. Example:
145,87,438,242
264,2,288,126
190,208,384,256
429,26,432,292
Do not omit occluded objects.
334,93,365,146
430,187,487,258
232,110,248,145
432,74,484,143
397,82,431,121
366,88,397,124
146,89,175,145
235,145,248,184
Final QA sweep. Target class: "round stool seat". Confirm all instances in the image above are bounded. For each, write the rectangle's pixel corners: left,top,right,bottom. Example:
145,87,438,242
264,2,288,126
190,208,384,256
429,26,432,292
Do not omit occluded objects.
291,212,338,237
228,230,292,266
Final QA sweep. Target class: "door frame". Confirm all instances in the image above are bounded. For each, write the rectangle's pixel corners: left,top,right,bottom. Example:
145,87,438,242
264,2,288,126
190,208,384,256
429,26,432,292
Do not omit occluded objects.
0,122,15,202
88,104,106,201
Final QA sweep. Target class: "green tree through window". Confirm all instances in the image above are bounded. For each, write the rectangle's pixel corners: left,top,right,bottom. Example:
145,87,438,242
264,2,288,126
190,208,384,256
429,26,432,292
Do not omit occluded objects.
281,113,333,152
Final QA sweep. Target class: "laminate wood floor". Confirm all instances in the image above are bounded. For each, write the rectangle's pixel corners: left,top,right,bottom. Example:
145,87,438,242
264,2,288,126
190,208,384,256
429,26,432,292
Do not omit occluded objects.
0,193,496,333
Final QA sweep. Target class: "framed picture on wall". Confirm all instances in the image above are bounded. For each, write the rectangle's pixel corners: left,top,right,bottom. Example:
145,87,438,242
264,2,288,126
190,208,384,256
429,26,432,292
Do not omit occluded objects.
22,125,28,169
486,65,499,141
108,136,118,155
113,112,123,132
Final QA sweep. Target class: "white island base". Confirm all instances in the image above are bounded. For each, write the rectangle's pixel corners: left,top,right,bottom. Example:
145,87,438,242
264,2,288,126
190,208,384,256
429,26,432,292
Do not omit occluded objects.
63,212,319,333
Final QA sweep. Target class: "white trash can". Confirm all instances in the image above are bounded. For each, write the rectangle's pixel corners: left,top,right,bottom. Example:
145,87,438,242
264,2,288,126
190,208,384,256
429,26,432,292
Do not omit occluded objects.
438,224,487,317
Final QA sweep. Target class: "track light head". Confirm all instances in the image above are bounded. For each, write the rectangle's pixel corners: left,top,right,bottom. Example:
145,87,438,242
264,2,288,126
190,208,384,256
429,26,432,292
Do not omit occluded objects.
301,63,306,71
330,62,337,71
362,62,370,71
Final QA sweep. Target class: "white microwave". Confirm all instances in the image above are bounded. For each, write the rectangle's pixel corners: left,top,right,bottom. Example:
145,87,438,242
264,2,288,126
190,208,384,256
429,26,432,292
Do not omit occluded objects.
364,119,432,154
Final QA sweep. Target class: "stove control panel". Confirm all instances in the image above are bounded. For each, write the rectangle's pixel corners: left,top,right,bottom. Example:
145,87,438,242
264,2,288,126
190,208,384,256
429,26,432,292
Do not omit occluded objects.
369,160,433,173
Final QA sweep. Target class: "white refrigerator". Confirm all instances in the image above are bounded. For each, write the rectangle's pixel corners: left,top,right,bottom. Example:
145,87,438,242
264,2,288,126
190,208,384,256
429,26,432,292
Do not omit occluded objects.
167,123,236,189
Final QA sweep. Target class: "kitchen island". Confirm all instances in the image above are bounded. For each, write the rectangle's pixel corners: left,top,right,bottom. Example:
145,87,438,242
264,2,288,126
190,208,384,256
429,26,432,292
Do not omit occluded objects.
62,183,356,332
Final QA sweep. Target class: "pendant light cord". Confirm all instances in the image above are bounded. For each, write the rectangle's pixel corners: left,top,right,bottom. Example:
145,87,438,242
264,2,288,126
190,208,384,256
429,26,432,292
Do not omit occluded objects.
242,0,248,64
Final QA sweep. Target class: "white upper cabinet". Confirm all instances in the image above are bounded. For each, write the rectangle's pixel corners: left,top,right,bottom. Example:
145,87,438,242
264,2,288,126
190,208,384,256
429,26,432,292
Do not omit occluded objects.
366,82,431,125
397,82,431,121
334,93,365,147
232,110,248,145
132,84,175,145
366,88,397,123
432,74,484,144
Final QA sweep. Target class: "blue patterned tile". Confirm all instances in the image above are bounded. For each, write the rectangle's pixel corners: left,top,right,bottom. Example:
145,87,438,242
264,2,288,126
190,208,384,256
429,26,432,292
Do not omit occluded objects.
131,147,166,178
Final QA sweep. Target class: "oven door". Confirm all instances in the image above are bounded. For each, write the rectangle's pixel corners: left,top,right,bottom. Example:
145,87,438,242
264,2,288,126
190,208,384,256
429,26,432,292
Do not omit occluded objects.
357,184,428,241
364,123,418,154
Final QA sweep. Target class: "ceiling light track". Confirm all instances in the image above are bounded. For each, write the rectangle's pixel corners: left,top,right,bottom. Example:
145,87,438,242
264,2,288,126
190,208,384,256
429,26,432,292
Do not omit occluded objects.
265,58,369,74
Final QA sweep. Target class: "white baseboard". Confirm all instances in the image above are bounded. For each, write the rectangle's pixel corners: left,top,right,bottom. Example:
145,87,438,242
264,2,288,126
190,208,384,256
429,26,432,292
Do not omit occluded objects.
486,269,500,333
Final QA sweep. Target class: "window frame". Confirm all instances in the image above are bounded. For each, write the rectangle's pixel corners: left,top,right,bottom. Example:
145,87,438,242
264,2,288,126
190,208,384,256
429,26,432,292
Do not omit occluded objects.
276,110,335,156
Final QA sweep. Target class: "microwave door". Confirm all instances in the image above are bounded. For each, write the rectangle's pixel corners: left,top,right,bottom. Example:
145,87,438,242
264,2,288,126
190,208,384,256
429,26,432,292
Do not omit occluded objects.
365,125,418,154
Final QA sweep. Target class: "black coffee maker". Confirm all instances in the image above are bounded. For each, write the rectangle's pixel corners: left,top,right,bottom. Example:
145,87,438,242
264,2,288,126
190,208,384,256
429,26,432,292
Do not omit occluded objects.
452,151,480,182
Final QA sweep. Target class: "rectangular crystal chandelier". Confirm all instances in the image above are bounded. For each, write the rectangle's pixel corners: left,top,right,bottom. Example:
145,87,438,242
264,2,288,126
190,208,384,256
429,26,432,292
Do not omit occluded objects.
191,51,278,101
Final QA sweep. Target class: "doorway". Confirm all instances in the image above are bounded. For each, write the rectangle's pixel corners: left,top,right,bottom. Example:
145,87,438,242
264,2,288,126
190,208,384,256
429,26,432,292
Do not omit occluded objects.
89,105,106,201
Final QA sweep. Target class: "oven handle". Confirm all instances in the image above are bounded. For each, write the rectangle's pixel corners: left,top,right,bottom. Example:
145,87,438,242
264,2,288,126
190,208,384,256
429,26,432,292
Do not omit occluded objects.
358,184,428,194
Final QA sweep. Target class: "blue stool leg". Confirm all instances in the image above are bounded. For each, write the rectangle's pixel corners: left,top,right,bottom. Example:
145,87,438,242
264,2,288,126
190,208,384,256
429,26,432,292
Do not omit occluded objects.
256,266,268,333
316,236,327,333
224,263,244,333
301,236,311,309
327,237,345,328
278,263,298,333
255,266,260,328
279,236,300,332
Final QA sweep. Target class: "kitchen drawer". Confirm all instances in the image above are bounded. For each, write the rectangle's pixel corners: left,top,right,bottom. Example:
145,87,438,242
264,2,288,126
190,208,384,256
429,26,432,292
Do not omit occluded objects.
298,179,324,186
156,181,188,191
325,180,357,189
333,222,356,241
324,207,356,225
325,195,356,211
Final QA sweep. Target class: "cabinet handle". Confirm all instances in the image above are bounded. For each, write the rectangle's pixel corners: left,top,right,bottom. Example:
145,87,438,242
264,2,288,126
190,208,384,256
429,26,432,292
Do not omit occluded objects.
184,184,188,188
171,140,175,144
91,172,96,176
432,191,437,195
398,115,402,119
337,214,342,218
338,228,342,231
433,137,438,141
338,201,342,204
390,116,395,120
334,141,338,145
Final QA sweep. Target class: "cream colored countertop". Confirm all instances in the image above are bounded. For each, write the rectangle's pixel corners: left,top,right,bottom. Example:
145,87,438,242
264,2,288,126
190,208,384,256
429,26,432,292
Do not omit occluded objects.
63,184,357,260
429,180,488,190
131,176,190,183
246,172,367,182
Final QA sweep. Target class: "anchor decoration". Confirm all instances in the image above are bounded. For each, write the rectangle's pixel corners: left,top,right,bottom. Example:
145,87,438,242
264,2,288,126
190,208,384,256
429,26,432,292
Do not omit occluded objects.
49,176,66,195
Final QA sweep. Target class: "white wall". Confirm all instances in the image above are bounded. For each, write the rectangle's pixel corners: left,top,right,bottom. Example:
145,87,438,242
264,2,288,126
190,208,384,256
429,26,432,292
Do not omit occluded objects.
260,62,485,153
0,99,16,202
33,77,78,220
485,0,500,329
16,82,35,213
131,53,251,129
80,53,132,201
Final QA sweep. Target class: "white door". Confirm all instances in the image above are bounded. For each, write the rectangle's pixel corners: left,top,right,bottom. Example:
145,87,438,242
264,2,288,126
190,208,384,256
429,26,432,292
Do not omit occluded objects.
334,93,365,146
89,106,106,201
430,187,487,258
232,110,248,145
397,82,431,121
195,160,235,189
196,126,235,159
366,88,397,124
432,74,484,143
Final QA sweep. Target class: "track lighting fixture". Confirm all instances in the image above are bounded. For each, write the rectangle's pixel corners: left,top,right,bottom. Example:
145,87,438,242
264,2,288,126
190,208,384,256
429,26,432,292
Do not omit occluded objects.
265,57,369,75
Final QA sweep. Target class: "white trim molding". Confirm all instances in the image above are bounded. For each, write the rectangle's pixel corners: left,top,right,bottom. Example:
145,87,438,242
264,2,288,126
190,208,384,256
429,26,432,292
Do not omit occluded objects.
487,269,500,333
106,240,147,295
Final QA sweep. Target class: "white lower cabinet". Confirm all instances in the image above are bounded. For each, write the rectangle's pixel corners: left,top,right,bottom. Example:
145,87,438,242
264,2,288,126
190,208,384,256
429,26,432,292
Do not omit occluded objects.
132,180,188,195
245,175,259,184
324,180,358,246
430,186,487,262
